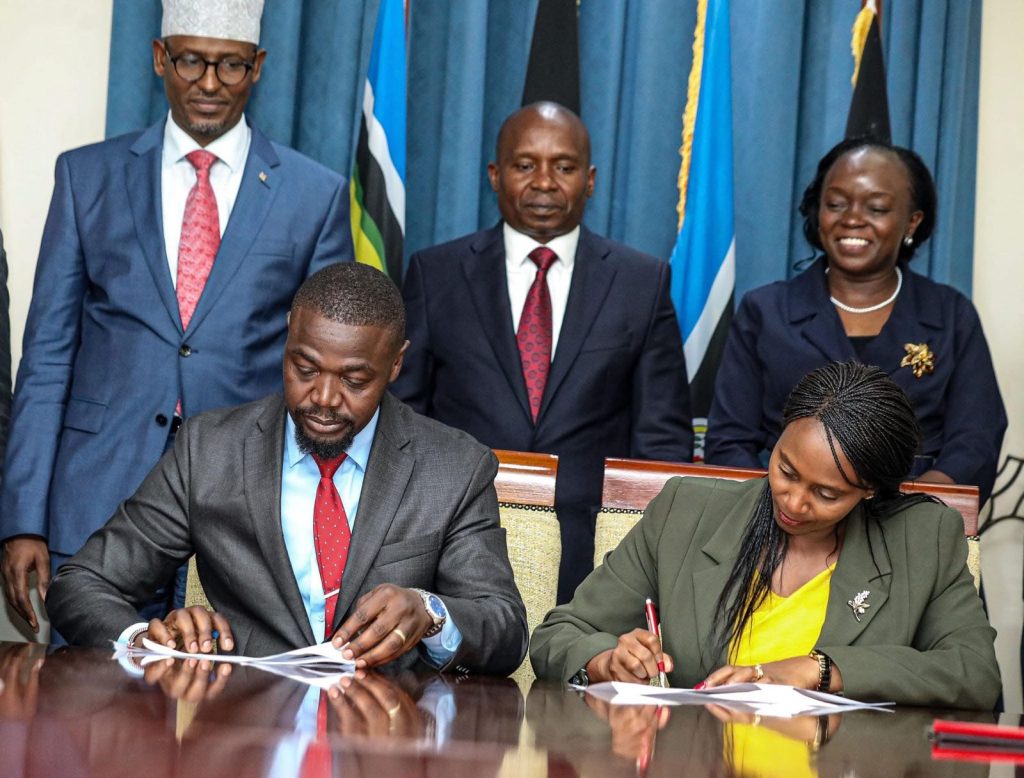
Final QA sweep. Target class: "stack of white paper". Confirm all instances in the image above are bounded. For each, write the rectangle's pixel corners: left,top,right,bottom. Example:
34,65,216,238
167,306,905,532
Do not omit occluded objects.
581,682,893,717
113,638,356,689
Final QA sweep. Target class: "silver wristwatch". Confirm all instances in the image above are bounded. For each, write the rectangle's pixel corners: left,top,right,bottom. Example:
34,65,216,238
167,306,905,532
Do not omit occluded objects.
411,588,447,637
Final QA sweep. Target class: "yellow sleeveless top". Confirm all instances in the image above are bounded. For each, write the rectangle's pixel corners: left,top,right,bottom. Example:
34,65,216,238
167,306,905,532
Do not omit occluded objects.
729,565,834,666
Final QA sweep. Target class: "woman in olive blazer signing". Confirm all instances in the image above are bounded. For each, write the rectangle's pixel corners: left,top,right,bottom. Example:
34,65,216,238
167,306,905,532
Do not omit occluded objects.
531,363,999,710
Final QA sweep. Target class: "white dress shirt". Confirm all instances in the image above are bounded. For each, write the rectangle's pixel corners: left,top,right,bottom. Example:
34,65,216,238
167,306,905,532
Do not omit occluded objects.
161,111,251,286
504,223,580,357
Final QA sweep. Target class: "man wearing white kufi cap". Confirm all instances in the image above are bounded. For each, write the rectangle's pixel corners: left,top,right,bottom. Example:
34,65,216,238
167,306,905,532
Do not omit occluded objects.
1,0,354,641
161,0,264,44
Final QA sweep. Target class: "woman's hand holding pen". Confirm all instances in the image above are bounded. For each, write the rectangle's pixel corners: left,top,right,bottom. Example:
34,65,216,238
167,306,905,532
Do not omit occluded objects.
585,629,675,684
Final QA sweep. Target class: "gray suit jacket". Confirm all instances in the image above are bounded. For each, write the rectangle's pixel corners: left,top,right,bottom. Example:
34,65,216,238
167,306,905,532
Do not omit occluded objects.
47,393,528,675
531,477,1000,709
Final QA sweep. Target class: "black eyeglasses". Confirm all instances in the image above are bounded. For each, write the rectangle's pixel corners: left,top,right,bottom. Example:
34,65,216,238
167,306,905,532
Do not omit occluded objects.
163,42,256,86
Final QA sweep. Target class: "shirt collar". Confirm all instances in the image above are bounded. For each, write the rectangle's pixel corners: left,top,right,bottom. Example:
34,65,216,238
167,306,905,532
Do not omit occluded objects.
503,223,580,270
284,406,380,473
163,110,251,173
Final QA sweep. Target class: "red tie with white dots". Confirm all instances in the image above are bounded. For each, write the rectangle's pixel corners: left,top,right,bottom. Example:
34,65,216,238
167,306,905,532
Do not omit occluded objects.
312,453,351,639
176,149,220,331
517,246,558,422
173,149,219,417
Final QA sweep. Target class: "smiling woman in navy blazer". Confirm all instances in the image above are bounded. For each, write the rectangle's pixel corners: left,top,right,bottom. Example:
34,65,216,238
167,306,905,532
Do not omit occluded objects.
705,138,1005,503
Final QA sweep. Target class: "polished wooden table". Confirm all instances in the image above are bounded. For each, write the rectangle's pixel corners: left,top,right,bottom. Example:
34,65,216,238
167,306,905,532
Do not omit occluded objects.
0,641,1006,776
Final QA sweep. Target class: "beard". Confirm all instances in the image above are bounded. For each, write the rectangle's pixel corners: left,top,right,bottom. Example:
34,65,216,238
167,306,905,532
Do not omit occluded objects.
185,118,226,138
290,406,355,461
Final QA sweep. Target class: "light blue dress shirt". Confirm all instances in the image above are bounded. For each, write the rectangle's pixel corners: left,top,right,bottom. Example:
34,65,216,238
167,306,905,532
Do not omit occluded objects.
281,411,461,665
117,408,462,666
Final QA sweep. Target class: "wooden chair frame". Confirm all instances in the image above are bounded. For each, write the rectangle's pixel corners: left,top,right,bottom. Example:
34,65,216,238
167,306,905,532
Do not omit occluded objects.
493,449,557,507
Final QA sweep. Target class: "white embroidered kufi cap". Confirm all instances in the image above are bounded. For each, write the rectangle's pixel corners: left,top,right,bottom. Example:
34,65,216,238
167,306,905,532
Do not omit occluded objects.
161,0,265,45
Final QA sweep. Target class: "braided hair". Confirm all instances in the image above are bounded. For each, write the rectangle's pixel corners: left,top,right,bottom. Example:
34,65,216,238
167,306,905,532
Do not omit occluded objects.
709,362,927,662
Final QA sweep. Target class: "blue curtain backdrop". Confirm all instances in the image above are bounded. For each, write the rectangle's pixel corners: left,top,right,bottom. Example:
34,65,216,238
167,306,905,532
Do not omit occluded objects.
106,0,981,297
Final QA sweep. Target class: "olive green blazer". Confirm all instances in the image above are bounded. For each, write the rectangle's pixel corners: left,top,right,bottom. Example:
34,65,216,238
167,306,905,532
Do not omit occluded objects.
530,477,1000,710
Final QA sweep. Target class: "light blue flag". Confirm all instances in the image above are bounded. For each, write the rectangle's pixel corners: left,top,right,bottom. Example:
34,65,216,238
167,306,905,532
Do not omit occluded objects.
669,0,736,456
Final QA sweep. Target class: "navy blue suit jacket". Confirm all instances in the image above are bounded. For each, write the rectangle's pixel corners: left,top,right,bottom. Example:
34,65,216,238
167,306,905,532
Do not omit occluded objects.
391,224,693,593
705,259,1006,502
1,119,353,555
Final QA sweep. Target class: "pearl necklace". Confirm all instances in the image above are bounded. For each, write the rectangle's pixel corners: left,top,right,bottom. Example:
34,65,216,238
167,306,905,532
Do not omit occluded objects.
827,267,902,314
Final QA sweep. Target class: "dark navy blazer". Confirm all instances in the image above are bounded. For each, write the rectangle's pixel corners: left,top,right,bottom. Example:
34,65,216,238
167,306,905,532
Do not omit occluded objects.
705,259,1006,503
391,224,693,595
1,119,353,555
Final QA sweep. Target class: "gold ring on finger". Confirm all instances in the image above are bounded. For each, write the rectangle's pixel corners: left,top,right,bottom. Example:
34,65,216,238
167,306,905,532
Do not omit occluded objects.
752,664,764,682
393,627,408,644
387,703,401,718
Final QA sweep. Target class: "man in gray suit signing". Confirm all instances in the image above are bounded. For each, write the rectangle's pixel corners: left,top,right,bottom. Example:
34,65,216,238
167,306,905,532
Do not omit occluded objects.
47,263,527,675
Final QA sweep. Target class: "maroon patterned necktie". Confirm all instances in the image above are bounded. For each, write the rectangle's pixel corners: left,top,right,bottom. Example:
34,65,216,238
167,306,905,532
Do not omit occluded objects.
312,453,351,639
176,149,220,331
517,246,558,422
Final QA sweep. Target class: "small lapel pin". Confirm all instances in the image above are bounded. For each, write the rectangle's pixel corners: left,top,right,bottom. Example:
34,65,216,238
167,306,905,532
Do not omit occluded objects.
258,170,268,184
848,590,871,622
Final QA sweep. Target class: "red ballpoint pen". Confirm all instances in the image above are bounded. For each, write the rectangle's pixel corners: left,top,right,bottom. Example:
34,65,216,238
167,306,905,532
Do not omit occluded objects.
644,597,669,688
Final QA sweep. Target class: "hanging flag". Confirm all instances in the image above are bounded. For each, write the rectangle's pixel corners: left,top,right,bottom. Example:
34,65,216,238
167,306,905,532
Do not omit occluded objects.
522,0,580,113
845,0,891,142
669,0,736,461
351,0,406,281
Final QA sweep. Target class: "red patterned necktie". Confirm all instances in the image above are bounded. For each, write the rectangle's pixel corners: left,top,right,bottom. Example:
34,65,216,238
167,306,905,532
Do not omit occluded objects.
517,246,558,421
176,149,220,331
299,692,331,778
313,453,351,639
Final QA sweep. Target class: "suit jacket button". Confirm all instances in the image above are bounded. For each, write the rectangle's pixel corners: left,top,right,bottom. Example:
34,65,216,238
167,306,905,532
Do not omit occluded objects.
179,344,192,357
155,414,168,426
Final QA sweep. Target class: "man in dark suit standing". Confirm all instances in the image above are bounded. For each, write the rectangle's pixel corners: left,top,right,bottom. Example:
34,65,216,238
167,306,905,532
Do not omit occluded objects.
46,262,527,675
1,0,353,635
392,102,692,602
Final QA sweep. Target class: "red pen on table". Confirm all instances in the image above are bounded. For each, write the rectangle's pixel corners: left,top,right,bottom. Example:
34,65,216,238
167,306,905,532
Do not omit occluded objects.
644,597,669,688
